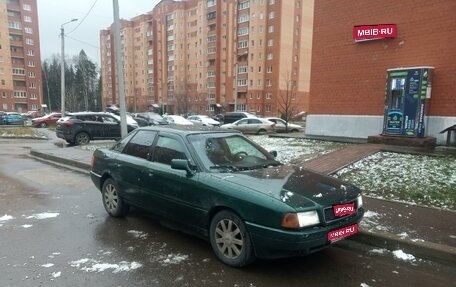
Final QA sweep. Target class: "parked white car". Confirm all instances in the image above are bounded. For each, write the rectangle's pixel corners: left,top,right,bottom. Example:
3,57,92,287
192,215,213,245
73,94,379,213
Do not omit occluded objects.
164,115,194,126
221,118,275,134
264,117,304,133
187,115,220,126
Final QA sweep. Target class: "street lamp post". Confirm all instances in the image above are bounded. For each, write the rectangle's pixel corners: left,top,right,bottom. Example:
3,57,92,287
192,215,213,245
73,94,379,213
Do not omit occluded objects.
60,18,78,117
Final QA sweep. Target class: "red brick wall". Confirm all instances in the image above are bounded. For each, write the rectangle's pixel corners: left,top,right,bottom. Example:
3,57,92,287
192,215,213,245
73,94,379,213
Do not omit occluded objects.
310,0,456,116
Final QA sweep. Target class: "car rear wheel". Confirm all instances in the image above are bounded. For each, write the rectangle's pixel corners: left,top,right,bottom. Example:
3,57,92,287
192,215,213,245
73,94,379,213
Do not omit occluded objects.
39,122,47,128
257,129,267,135
75,132,90,145
101,178,129,217
209,210,255,267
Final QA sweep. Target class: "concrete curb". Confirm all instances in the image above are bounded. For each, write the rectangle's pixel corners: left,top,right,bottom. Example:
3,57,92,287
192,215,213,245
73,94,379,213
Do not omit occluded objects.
29,149,91,171
28,148,456,267
350,230,456,267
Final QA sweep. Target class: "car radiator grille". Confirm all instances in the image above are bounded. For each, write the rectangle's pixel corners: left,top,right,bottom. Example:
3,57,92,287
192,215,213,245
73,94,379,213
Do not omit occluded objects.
323,200,357,223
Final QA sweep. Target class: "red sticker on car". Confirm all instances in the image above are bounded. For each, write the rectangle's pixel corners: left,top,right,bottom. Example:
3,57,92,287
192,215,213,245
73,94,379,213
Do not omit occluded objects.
327,224,358,242
333,203,355,217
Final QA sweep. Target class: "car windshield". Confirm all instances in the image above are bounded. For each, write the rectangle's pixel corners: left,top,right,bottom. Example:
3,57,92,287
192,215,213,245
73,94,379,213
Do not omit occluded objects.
187,133,280,172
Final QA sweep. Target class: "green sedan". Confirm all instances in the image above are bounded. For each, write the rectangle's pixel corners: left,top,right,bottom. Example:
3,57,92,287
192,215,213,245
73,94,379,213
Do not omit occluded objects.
90,126,364,267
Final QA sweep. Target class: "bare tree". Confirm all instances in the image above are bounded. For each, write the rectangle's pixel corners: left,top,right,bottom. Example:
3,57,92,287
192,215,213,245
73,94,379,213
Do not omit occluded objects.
277,71,296,132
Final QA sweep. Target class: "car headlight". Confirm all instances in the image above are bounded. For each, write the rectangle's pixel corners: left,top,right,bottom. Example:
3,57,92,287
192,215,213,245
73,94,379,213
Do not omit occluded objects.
357,195,363,209
281,210,320,229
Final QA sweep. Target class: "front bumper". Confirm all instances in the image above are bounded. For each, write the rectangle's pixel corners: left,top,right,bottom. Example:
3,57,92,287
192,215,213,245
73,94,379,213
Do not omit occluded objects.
247,208,364,259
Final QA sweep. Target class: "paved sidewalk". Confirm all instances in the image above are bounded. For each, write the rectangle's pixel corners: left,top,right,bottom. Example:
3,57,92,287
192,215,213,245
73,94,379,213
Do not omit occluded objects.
28,137,456,267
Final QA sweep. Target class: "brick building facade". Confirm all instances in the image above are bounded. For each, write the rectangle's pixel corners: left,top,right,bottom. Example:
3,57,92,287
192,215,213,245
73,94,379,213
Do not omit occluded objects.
0,0,43,113
306,0,456,144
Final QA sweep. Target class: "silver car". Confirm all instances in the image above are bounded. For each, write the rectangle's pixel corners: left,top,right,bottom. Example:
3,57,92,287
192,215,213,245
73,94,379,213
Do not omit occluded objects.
221,118,275,134
263,117,303,133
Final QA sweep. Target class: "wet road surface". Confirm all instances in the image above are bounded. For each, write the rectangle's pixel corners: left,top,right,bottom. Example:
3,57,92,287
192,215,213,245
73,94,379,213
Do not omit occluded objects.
0,138,455,287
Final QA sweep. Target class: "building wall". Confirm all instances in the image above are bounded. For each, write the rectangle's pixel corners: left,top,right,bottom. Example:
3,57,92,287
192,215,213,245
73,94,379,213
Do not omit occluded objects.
99,0,314,117
0,0,43,112
307,0,456,143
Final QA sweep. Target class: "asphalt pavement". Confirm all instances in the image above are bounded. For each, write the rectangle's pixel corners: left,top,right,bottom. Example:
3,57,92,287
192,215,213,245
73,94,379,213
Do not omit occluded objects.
23,131,456,267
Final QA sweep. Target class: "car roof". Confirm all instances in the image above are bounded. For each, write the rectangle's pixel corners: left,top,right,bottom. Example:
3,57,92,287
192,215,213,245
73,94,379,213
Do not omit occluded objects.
137,125,241,136
67,111,114,116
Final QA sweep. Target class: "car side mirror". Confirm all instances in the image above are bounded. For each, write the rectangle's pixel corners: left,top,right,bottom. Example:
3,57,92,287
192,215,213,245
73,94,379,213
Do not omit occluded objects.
269,150,278,158
171,159,196,177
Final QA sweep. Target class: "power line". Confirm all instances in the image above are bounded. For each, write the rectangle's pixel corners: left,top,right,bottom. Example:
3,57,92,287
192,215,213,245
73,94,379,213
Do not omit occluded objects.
66,35,100,50
67,0,98,35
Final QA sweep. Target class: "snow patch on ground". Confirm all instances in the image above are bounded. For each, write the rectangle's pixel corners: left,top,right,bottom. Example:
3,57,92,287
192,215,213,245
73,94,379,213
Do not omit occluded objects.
392,250,416,262
25,212,59,220
41,263,54,268
22,224,33,228
127,230,148,239
152,253,189,266
70,258,142,273
0,214,14,222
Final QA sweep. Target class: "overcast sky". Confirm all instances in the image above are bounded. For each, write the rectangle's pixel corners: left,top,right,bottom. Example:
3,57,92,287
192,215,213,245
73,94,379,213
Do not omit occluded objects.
37,0,161,66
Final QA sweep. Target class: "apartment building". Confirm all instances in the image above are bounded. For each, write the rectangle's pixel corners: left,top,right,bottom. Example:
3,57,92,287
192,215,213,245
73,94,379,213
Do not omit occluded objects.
100,0,313,117
0,0,42,113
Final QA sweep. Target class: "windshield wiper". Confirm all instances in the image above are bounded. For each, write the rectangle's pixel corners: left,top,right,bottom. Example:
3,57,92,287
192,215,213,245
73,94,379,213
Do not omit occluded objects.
209,165,240,171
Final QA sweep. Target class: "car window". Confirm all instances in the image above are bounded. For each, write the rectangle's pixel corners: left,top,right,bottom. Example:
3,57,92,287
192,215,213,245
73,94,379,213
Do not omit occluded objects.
122,130,157,160
238,119,248,125
102,115,118,123
248,119,260,124
153,136,187,165
224,136,267,159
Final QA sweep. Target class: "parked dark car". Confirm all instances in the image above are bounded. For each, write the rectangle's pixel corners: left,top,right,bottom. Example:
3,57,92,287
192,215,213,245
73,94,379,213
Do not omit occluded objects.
133,112,168,127
90,126,364,267
3,113,24,125
32,112,62,128
223,111,257,124
56,112,138,145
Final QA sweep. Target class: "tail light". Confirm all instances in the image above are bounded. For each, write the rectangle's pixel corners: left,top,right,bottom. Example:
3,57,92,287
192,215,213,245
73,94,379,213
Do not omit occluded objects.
63,120,74,126
90,155,95,168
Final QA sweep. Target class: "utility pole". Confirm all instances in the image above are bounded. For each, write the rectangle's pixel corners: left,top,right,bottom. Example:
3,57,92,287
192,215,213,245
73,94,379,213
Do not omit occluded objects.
113,0,128,138
60,19,78,117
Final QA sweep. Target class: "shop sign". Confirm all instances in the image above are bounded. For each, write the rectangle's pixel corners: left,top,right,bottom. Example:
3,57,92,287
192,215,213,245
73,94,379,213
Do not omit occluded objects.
353,24,397,42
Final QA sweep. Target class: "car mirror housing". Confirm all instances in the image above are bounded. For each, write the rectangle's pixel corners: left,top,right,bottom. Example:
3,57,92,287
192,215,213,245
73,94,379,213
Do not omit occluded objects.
269,150,278,158
171,159,196,177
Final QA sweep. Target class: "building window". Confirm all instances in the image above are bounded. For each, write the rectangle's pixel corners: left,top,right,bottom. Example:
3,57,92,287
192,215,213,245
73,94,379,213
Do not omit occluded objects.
1,79,5,85
238,27,249,36
238,14,249,23
267,53,273,60
28,71,36,78
266,92,272,99
266,79,272,87
269,0,275,4
27,60,35,67
29,82,36,89
24,16,32,23
257,92,261,99
207,35,216,43
0,68,3,74
238,1,250,10
23,4,32,11
269,11,275,19
25,38,34,45
268,39,273,46
8,21,21,29
237,79,247,86
238,40,248,48
2,92,6,98
268,25,274,33
207,11,216,20
267,66,273,73
207,46,216,54
27,50,34,56
266,105,271,112
12,68,25,75
14,91,27,98
30,93,37,99
207,0,216,8
24,27,33,34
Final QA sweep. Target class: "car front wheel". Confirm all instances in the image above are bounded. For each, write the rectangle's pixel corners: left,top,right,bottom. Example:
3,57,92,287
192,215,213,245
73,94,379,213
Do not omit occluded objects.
75,132,90,145
209,210,255,267
101,178,129,217
39,122,47,128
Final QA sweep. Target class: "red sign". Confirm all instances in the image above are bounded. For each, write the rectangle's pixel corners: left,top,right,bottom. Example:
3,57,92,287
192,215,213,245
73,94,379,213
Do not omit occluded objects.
333,203,356,217
327,224,358,242
353,24,397,41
